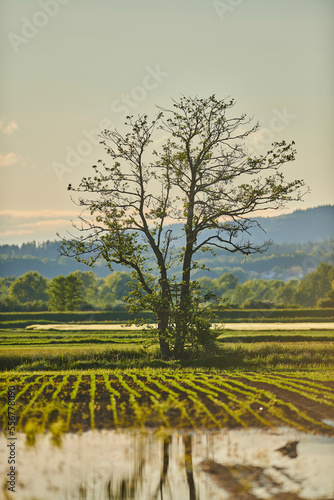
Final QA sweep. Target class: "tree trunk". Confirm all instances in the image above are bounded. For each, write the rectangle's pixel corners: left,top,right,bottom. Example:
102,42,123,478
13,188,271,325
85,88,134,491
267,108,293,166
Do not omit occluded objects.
174,237,193,359
157,308,171,360
173,339,185,359
159,335,171,360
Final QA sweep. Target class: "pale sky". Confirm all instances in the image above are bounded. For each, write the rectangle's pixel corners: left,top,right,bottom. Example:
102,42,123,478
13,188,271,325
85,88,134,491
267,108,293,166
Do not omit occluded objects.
0,0,333,245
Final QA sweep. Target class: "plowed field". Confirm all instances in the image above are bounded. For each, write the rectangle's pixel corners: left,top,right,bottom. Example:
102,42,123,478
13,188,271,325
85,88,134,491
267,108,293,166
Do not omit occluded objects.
1,371,334,435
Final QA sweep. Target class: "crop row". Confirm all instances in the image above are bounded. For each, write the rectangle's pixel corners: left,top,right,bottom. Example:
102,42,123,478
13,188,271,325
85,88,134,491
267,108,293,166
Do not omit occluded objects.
0,371,333,435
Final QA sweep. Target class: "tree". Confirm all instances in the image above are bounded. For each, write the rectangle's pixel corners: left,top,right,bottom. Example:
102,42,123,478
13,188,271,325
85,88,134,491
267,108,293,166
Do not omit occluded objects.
48,274,83,311
215,272,239,296
274,279,299,307
295,263,334,307
317,280,334,308
9,271,48,303
71,270,98,308
0,277,16,300
105,272,131,302
60,95,305,359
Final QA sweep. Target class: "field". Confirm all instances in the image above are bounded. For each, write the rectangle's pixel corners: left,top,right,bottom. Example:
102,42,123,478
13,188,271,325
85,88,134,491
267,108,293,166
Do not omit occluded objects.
1,324,334,434
1,369,334,437
1,320,334,498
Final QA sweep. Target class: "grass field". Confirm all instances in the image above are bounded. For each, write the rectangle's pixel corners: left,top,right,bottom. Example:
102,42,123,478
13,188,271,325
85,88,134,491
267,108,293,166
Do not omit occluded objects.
0,324,334,440
0,328,334,371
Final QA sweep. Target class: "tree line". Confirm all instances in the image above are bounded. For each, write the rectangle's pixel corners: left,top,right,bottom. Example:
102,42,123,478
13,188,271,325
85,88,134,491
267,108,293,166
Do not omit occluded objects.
1,262,333,312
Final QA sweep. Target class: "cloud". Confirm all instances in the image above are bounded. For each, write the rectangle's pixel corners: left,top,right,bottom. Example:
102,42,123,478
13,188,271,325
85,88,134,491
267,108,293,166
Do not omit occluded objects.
0,120,18,135
13,219,72,231
0,210,92,243
0,229,34,237
0,152,22,168
0,218,74,241
0,209,80,219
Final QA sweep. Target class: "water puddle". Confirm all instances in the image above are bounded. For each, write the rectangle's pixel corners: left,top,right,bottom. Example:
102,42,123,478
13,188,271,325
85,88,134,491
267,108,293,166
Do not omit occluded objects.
1,428,333,499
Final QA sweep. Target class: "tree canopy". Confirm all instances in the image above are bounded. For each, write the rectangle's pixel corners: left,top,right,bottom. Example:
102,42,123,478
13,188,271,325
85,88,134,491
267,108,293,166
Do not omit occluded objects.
48,274,83,311
9,271,48,303
60,95,306,359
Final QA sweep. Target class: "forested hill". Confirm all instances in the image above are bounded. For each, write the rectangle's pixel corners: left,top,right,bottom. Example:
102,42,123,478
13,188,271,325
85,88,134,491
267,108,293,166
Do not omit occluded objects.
250,205,334,244
165,205,334,244
0,205,333,279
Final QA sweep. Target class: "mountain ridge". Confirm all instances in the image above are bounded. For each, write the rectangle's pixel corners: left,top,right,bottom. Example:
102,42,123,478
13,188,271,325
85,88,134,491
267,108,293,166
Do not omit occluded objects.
0,205,333,279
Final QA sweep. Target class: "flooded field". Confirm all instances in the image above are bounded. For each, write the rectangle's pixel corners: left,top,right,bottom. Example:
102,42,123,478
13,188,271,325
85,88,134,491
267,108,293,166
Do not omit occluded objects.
1,323,333,499
1,428,333,500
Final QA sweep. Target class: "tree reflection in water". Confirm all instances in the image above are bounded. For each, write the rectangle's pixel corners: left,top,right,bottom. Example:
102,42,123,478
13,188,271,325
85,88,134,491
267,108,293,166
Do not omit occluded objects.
158,435,172,498
104,433,198,500
106,461,145,499
153,434,196,500
3,429,331,499
106,448,145,499
183,434,196,500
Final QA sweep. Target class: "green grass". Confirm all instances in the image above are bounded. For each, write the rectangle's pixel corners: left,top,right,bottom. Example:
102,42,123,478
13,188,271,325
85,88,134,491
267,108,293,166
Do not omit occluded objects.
0,329,145,346
218,330,334,343
0,340,333,372
0,327,333,372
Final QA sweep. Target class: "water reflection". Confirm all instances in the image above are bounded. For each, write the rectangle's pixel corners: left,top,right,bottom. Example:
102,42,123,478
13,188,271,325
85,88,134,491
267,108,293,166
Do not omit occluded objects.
158,435,171,498
0,428,333,499
183,434,196,500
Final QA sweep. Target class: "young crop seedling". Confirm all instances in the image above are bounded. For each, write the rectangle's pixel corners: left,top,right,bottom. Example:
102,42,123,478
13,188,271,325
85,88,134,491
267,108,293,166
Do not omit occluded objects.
103,373,120,427
65,374,82,431
89,373,96,429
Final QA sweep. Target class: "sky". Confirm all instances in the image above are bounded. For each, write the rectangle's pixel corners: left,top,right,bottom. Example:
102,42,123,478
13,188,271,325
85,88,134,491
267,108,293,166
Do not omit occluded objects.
0,0,333,245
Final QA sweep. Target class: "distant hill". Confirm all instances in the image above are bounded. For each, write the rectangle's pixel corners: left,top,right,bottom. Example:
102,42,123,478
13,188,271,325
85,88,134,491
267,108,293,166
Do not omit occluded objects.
250,205,334,244
165,205,334,245
0,205,333,279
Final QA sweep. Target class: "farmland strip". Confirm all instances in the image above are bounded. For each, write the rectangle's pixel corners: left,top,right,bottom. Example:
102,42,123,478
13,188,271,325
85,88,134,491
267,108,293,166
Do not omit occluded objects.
128,373,174,427
18,376,56,426
52,374,69,400
0,375,26,398
252,373,334,401
269,372,334,391
160,375,221,427
66,374,82,430
0,375,44,417
245,373,334,408
194,374,309,431
147,374,196,427
113,373,144,426
103,374,119,427
195,376,271,427
89,374,96,430
225,375,332,431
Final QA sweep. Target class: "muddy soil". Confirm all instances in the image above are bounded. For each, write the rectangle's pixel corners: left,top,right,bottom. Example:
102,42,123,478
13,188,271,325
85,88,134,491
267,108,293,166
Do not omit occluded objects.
5,374,334,435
